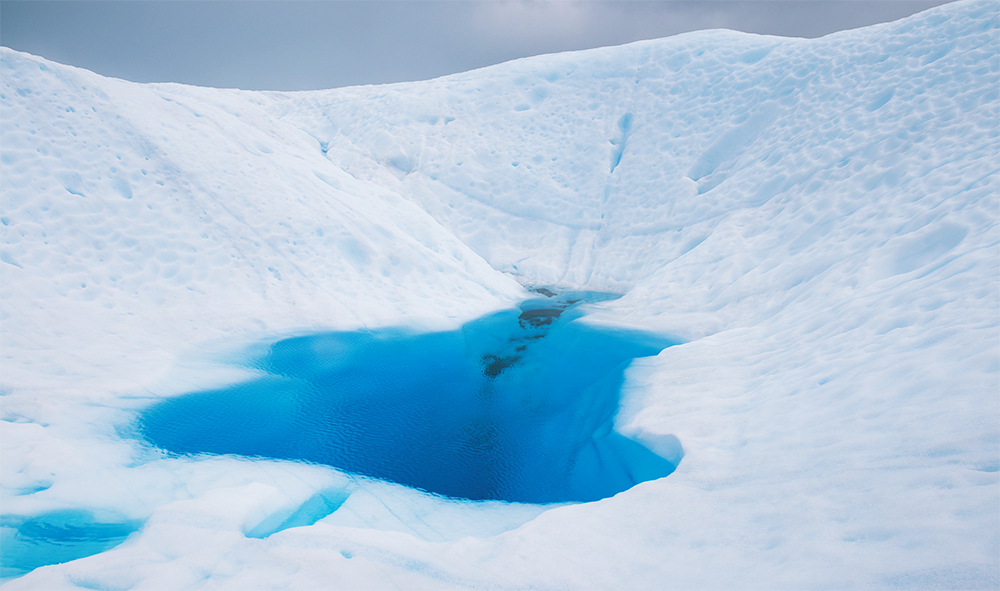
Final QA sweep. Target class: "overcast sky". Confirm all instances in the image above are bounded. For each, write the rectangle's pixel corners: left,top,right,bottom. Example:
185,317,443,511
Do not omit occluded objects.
1,1,955,91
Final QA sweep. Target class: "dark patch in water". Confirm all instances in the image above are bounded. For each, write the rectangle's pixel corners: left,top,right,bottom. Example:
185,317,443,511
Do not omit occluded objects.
518,308,562,328
531,287,558,298
138,291,679,504
481,353,522,378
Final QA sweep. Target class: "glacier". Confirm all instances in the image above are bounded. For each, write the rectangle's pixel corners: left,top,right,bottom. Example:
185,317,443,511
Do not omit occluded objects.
1,0,997,588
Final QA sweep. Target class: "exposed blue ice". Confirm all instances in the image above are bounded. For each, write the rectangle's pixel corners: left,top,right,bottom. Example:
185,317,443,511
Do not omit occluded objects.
138,292,679,504
245,489,350,539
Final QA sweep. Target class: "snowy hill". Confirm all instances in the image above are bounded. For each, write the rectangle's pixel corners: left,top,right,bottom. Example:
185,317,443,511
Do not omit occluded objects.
1,0,998,588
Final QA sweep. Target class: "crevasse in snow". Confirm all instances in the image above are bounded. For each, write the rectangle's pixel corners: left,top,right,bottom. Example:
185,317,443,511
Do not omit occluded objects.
0,0,997,588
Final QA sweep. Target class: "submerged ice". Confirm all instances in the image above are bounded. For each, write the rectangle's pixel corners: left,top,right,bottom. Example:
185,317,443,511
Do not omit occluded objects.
139,292,678,504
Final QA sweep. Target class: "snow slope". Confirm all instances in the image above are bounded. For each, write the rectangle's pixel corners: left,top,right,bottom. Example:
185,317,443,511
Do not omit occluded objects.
1,0,998,588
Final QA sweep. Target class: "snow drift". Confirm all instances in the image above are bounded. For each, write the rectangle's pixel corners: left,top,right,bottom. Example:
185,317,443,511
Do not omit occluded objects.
1,0,997,588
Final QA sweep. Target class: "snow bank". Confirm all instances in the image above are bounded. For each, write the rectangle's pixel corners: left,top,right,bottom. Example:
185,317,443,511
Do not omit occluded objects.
1,0,997,588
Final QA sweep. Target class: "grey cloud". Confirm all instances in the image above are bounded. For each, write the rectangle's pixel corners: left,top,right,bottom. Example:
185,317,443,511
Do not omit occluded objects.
1,1,955,91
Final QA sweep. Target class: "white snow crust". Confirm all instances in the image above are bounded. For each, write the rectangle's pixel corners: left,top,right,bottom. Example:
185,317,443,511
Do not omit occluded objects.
1,0,998,588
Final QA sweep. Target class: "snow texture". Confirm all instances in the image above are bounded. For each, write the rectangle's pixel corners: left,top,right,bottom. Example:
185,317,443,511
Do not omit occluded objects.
1,0,998,588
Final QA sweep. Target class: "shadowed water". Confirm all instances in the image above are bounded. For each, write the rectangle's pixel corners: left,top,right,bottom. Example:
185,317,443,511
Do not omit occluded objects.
138,291,679,504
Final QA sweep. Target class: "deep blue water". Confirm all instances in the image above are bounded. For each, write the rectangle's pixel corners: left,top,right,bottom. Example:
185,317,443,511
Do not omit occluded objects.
139,291,678,504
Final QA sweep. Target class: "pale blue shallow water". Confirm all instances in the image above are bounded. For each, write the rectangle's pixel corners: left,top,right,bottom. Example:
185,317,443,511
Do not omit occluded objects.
139,292,679,504
0,511,140,580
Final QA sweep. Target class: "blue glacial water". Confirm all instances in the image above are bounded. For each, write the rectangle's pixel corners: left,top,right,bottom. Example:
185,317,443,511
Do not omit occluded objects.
0,510,140,580
138,291,679,504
